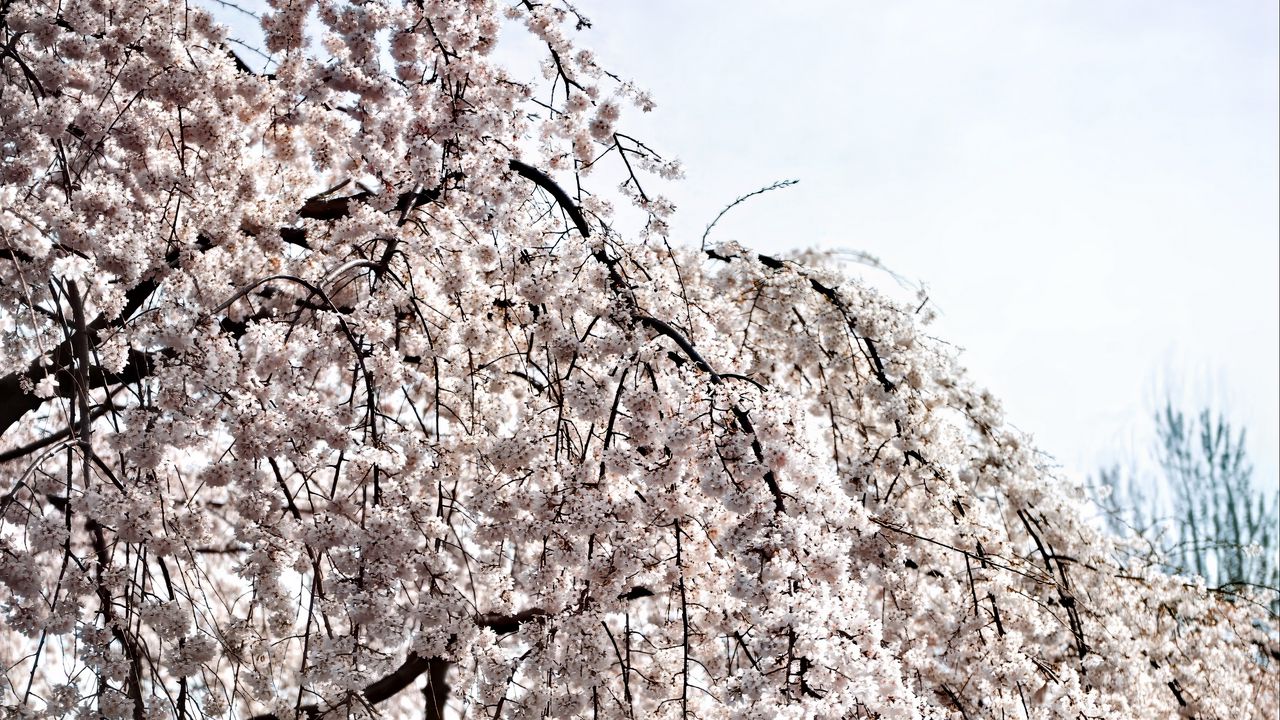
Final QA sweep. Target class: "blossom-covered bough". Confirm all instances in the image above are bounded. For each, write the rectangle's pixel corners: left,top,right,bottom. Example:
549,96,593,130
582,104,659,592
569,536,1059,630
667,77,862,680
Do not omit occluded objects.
0,0,1276,717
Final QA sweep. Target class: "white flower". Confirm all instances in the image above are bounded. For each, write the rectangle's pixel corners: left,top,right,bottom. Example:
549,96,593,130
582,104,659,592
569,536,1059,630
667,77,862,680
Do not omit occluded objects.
50,254,91,281
33,375,57,398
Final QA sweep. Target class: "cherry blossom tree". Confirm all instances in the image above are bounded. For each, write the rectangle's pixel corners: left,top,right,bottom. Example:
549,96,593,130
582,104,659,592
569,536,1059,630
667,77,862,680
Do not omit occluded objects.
0,1,1276,718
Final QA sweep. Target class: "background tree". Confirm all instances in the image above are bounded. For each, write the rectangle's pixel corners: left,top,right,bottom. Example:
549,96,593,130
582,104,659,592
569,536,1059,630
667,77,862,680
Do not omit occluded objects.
0,1,1276,718
1094,403,1279,599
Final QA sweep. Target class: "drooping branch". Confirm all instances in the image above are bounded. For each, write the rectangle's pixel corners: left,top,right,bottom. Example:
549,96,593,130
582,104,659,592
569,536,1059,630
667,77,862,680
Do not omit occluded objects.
0,399,116,464
363,652,441,705
2,158,586,442
707,249,898,393
700,178,798,252
247,652,440,720
0,262,168,439
508,159,590,238
246,607,557,719
0,179,445,439
637,315,720,383
731,407,788,514
476,606,550,635
591,244,792,515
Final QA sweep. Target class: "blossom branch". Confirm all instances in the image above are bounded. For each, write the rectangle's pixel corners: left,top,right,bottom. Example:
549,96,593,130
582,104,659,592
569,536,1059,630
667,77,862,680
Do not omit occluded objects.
508,159,591,238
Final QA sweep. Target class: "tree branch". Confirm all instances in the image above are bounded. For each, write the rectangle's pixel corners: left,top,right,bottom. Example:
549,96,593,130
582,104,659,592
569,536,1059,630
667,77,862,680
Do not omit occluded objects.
508,159,590,238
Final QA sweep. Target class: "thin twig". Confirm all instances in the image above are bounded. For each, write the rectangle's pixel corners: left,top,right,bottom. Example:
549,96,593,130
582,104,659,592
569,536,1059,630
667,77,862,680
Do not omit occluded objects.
700,179,798,252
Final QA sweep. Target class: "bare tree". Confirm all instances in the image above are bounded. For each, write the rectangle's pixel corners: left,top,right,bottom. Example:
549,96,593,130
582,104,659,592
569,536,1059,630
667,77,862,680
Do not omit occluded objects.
1094,403,1279,597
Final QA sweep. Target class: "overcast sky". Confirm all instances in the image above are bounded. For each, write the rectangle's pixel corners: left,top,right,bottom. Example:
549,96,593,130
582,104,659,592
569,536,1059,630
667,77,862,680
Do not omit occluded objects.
204,1,1279,489
555,1,1279,489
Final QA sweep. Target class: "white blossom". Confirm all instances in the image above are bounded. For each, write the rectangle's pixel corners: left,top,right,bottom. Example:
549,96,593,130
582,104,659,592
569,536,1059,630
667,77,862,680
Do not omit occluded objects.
0,1,1273,719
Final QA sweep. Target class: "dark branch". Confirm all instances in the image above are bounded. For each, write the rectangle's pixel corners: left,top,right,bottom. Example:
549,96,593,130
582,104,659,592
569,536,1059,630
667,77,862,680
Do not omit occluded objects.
508,159,590,238
637,315,719,383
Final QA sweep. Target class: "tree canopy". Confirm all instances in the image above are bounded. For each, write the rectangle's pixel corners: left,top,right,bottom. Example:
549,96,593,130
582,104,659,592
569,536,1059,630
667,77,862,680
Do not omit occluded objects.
0,1,1275,718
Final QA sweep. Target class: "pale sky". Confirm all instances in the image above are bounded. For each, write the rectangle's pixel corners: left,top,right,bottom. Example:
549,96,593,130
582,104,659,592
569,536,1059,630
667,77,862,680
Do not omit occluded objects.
563,1,1280,489
203,1,1280,489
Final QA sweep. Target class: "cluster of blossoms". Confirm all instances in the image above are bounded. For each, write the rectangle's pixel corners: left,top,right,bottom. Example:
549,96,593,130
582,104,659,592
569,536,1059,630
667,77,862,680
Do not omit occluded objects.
0,0,1275,718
